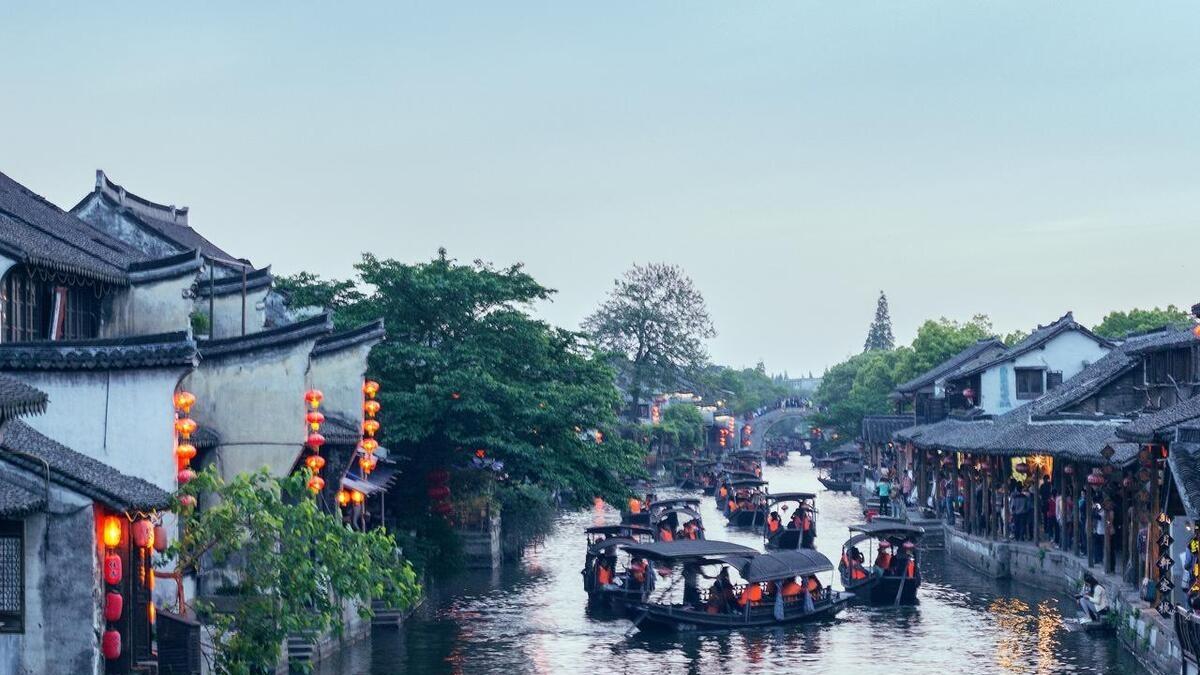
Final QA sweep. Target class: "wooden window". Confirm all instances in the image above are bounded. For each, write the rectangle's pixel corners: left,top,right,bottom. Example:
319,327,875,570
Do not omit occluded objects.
0,266,104,342
1015,368,1044,399
1146,347,1193,386
0,520,23,633
1046,371,1064,390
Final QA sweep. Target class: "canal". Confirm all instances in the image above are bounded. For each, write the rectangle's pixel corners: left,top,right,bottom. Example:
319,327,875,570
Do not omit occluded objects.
317,454,1144,674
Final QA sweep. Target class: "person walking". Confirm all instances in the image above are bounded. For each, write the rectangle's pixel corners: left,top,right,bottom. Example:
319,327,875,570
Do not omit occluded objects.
877,477,892,517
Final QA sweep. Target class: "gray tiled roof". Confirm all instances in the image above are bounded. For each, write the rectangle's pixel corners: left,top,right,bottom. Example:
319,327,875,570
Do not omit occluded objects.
311,319,386,357
1116,395,1200,443
0,171,144,284
322,414,363,446
0,374,47,421
950,313,1114,380
0,419,171,512
198,313,332,359
861,415,915,444
0,475,44,517
194,265,273,298
893,339,1007,394
0,332,197,371
1169,427,1200,519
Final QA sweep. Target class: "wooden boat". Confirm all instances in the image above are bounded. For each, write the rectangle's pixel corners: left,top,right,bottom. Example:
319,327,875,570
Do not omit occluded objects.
761,492,818,550
581,525,656,610
723,478,769,528
765,446,788,466
839,522,925,605
623,542,852,633
647,500,706,541
817,463,859,493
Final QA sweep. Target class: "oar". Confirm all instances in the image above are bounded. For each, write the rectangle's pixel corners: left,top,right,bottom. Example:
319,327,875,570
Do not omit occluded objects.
894,575,907,606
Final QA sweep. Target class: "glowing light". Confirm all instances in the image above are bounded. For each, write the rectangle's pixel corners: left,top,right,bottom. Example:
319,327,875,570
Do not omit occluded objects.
173,391,196,414
103,516,122,548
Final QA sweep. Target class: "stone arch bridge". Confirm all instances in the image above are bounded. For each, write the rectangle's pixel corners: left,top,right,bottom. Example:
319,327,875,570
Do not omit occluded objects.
746,407,814,453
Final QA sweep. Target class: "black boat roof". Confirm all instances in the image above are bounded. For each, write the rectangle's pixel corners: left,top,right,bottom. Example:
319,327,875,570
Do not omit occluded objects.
731,450,763,458
649,498,701,510
722,549,835,582
653,506,703,520
845,522,926,546
724,470,758,479
730,478,768,487
765,492,817,503
622,540,757,562
587,536,641,555
585,524,654,537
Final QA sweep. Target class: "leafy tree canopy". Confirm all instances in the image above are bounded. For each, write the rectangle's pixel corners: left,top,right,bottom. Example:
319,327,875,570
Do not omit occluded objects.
1092,305,1192,338
274,271,365,311
694,362,789,415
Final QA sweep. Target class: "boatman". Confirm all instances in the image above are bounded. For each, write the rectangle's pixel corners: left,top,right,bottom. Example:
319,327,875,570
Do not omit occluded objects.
890,541,917,578
798,505,816,549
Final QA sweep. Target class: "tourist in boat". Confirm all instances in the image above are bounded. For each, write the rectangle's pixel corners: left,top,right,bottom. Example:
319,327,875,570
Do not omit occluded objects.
798,505,816,549
596,558,616,589
1077,572,1108,622
627,557,649,591
788,511,803,530
628,496,642,515
767,512,782,536
874,541,893,572
681,520,700,540
658,524,674,542
890,541,917,578
707,567,737,614
737,580,763,608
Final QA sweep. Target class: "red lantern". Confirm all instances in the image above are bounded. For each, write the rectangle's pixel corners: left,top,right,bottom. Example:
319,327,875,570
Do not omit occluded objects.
305,455,326,472
176,443,197,463
105,591,124,622
306,411,325,431
427,469,450,485
305,389,324,409
132,520,154,549
351,490,365,505
364,400,381,417
174,417,197,439
178,494,197,510
307,476,325,492
102,630,121,660
363,380,380,398
153,525,168,553
359,454,378,474
337,489,351,506
173,391,196,415
306,433,326,450
360,438,379,453
427,485,451,500
1087,472,1105,486
177,468,197,485
363,419,381,436
104,553,122,585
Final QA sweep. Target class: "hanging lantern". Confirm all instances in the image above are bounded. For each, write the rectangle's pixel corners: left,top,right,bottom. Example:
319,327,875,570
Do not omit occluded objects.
132,520,154,549
153,525,168,553
178,494,197,510
351,490,365,505
104,553,122,585
175,418,197,439
305,455,326,472
364,400,381,417
307,476,325,492
176,443,197,463
337,490,351,507
102,630,121,660
177,468,197,485
359,454,378,474
306,411,325,431
173,391,196,415
1064,465,1075,475
103,516,122,548
1087,471,1105,486
306,432,326,450
104,591,124,622
427,485,451,501
363,419,381,437
305,389,324,409
361,438,379,454
363,380,380,398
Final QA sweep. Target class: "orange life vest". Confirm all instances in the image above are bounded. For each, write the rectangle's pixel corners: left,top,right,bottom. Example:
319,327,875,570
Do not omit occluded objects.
806,577,820,593
738,584,762,606
728,500,738,512
659,528,674,542
631,561,647,584
781,580,803,596
905,559,916,578
628,498,641,514
801,516,812,532
597,564,612,585
876,553,892,569
719,487,728,498
851,566,868,581
684,528,698,540
768,520,780,534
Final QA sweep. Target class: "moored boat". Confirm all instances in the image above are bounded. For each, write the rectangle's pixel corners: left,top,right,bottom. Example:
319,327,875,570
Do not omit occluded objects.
839,521,925,605
581,525,657,610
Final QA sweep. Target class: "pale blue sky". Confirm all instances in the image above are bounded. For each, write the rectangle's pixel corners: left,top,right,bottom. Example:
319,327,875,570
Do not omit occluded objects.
3,2,1198,374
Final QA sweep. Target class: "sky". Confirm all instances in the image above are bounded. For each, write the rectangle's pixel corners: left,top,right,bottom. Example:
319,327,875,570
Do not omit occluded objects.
3,2,1199,375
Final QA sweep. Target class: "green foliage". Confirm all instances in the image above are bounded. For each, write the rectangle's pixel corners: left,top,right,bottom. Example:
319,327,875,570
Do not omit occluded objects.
281,250,645,569
694,362,789,415
172,467,420,675
812,349,907,435
189,310,210,336
1092,305,1191,338
584,262,715,419
654,403,705,450
274,271,365,313
891,315,994,385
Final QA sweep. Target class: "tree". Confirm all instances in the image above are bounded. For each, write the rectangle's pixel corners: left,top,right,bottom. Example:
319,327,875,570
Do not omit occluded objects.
173,468,420,675
584,263,716,420
694,364,789,415
892,315,995,385
274,271,364,311
1093,305,1192,338
863,291,895,352
654,403,705,451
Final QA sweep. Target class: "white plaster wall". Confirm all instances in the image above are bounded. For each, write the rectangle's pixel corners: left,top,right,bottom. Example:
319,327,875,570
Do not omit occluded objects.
198,286,270,339
102,275,195,338
979,330,1111,414
183,340,317,480
310,343,375,428
10,369,188,493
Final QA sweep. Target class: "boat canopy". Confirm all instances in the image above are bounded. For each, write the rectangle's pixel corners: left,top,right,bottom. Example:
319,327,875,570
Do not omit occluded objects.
722,550,835,582
587,536,641,556
765,492,816,504
649,498,702,511
585,524,655,538
731,450,763,458
622,540,757,562
723,471,759,480
730,478,768,488
653,507,703,522
844,522,925,548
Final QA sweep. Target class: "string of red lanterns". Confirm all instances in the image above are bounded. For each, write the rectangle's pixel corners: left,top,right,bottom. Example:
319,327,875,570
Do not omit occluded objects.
174,391,199,509
359,379,381,476
304,389,326,492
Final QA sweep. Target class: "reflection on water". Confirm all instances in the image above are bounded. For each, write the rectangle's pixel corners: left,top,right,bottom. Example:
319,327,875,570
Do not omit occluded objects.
316,456,1142,674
